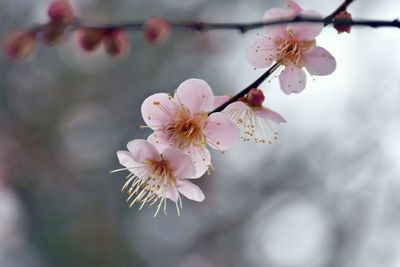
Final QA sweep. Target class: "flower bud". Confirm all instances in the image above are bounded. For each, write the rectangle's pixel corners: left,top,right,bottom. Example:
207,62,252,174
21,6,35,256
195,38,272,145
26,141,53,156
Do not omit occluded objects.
143,17,171,44
48,0,75,25
243,88,265,108
3,29,36,59
334,11,352,34
103,29,129,58
76,28,106,52
41,21,68,45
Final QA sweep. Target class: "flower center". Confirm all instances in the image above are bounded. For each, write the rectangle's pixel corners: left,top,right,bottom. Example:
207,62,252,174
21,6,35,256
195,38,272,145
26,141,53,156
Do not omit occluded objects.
144,157,176,187
274,28,316,67
165,107,207,149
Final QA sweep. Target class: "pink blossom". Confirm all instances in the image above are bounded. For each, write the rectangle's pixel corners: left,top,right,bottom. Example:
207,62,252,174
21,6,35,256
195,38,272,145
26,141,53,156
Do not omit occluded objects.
48,0,74,24
3,29,36,60
76,27,129,57
246,0,336,94
143,17,171,44
114,140,204,216
223,89,286,144
42,0,75,45
76,28,107,52
141,79,240,177
103,29,130,57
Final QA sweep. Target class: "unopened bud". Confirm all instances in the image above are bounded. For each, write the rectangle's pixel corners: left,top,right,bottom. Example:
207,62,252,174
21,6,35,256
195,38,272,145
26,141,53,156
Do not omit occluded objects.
41,21,68,45
334,11,352,34
243,88,265,108
104,29,129,58
143,17,171,44
48,0,75,24
76,28,106,52
3,29,36,59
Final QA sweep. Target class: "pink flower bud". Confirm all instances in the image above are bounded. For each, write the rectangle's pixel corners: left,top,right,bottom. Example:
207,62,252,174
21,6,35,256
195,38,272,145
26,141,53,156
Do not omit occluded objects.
242,88,265,108
48,0,75,24
3,29,36,59
103,29,129,58
76,28,107,52
41,21,68,45
143,17,171,44
334,11,352,34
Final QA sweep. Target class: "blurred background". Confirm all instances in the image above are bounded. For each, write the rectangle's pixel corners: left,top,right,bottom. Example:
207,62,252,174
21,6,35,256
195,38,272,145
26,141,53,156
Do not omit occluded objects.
1,0,400,266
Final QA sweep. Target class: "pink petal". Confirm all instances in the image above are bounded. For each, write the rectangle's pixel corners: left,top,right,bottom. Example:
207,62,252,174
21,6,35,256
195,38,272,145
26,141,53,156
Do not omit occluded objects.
246,37,277,68
212,95,231,110
285,0,302,14
162,148,196,179
255,107,287,123
203,113,240,151
279,65,307,94
147,131,172,152
174,79,214,114
177,179,205,202
304,46,337,76
126,139,161,163
117,151,142,169
263,8,293,39
141,93,174,131
189,146,211,178
291,10,323,40
165,185,179,202
224,101,251,112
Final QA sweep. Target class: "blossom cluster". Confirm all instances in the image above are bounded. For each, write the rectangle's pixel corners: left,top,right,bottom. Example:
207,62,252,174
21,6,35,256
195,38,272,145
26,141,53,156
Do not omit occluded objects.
3,0,349,215
113,0,341,215
114,79,286,216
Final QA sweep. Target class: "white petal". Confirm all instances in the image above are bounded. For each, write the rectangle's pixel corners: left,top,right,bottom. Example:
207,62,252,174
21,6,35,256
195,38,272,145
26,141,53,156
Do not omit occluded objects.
174,79,214,114
177,179,205,202
279,65,307,94
127,139,161,163
162,148,196,179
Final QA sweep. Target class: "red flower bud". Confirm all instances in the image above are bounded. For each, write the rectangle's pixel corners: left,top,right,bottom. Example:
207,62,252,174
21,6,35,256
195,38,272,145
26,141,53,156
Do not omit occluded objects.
76,28,107,52
3,29,36,59
103,29,129,58
243,88,265,108
48,0,75,25
143,17,171,44
334,11,352,34
41,21,68,45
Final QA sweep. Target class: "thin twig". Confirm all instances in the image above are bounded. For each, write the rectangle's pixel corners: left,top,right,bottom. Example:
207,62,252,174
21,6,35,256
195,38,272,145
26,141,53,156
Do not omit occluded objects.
72,17,400,34
324,0,355,25
210,62,281,114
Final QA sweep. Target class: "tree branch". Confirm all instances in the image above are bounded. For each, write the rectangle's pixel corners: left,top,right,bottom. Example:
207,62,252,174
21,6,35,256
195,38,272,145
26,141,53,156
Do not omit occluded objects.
324,0,355,25
71,17,400,34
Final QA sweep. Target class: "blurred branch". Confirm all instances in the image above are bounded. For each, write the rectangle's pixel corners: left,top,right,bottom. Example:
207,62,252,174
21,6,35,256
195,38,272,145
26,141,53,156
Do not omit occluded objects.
71,17,400,34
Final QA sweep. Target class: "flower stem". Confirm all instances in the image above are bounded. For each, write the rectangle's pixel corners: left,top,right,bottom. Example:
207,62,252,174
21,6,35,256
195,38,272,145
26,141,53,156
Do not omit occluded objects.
209,62,281,114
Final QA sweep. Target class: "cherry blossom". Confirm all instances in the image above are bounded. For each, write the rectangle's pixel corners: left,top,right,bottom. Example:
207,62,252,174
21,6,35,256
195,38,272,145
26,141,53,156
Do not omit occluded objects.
143,17,171,44
76,28,129,57
141,79,240,177
3,29,36,59
246,0,336,94
42,0,75,45
114,140,204,216
223,89,286,144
